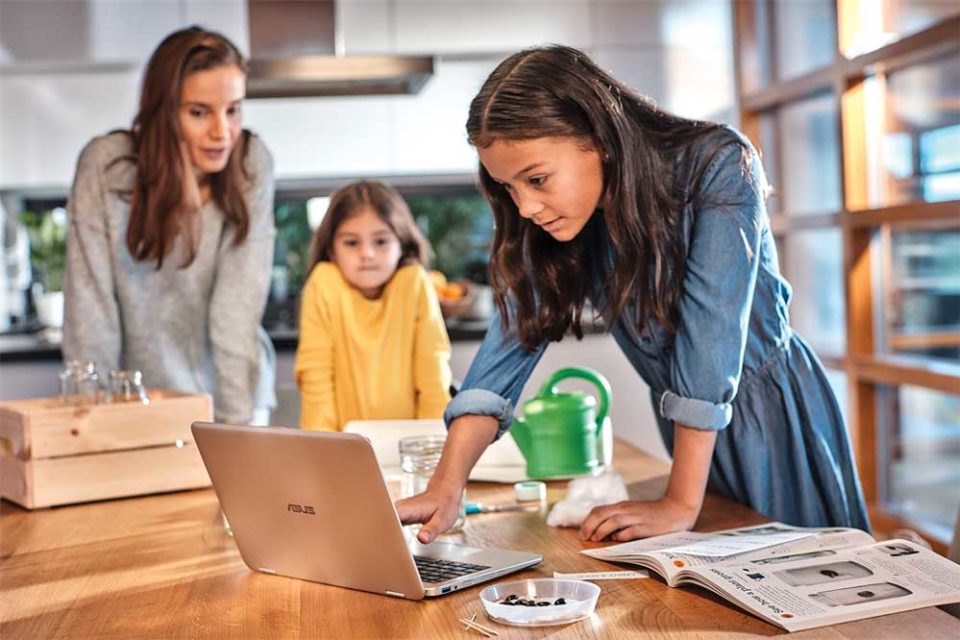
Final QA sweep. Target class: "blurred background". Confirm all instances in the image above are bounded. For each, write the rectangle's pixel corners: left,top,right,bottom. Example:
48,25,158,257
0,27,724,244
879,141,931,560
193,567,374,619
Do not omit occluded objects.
0,1,957,548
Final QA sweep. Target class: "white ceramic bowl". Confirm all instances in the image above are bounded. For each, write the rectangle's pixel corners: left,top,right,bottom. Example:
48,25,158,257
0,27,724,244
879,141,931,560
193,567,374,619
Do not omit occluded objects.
479,578,601,626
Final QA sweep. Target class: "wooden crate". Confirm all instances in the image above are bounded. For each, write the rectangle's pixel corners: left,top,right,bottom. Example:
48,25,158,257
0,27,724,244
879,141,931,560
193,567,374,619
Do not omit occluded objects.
0,390,213,509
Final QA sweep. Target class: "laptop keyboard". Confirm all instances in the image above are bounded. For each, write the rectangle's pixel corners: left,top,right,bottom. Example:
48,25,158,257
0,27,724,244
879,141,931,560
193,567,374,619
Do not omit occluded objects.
413,556,490,584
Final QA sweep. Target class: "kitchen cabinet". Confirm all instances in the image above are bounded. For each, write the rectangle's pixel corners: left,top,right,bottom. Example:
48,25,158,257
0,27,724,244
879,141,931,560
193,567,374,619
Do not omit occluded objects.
0,359,60,401
0,0,245,66
392,1,592,56
339,1,393,55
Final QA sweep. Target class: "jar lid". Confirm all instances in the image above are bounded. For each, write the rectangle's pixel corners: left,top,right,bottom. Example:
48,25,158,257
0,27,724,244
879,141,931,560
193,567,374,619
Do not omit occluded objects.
514,481,546,502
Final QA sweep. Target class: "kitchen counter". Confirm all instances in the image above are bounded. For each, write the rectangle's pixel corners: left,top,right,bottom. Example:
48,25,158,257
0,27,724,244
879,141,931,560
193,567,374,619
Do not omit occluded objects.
0,320,496,363
0,315,620,362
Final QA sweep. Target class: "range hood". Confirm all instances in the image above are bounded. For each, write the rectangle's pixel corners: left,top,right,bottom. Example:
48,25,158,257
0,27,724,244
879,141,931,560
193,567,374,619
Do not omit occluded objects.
245,0,434,98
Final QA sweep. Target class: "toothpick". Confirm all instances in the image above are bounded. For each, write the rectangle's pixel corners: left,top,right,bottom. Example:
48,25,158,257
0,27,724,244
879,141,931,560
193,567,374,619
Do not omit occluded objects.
459,619,492,637
459,617,499,636
461,613,477,633
473,620,499,636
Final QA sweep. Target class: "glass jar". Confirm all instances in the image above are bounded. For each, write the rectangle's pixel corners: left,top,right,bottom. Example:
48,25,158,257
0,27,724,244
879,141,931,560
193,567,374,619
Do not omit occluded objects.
398,435,466,533
108,370,150,404
59,359,100,406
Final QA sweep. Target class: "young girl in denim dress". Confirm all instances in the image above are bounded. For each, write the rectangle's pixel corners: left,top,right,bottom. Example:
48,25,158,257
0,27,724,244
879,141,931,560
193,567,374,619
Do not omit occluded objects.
397,45,869,544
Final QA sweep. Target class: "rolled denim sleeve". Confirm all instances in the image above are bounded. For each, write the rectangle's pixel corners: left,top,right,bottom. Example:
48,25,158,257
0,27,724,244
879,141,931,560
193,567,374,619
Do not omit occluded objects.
662,138,766,431
444,305,547,440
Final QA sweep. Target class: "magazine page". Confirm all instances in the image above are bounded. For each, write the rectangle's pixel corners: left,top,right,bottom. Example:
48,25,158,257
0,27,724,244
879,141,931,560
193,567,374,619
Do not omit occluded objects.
582,523,818,585
581,531,714,583
684,527,877,569
683,540,960,632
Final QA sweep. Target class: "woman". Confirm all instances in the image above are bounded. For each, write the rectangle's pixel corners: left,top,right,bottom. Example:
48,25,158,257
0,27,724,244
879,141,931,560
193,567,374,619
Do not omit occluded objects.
63,26,276,425
396,45,869,544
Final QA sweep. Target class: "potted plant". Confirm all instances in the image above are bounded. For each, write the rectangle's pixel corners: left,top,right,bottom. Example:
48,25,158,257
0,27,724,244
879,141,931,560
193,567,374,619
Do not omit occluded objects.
20,208,67,329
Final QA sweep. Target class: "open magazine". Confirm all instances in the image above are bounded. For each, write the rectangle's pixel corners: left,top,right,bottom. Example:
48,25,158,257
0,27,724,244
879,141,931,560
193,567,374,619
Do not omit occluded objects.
582,522,960,632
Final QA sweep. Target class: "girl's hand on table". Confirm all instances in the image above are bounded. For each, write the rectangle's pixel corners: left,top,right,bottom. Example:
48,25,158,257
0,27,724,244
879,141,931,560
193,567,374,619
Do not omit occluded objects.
395,484,464,544
578,496,699,542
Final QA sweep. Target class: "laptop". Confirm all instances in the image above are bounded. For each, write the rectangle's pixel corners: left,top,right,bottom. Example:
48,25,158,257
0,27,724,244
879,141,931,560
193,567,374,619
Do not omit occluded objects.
191,422,542,600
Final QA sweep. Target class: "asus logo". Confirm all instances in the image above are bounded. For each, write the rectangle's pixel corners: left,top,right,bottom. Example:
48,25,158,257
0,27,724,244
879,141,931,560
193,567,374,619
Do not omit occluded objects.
287,503,316,515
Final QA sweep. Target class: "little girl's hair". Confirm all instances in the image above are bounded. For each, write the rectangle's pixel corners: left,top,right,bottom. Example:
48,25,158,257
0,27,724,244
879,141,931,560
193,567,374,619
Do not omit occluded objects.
307,180,431,271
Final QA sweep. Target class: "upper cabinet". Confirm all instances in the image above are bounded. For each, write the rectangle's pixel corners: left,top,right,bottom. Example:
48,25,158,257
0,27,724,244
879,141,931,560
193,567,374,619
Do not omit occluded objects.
0,0,246,67
391,1,592,55
337,0,592,56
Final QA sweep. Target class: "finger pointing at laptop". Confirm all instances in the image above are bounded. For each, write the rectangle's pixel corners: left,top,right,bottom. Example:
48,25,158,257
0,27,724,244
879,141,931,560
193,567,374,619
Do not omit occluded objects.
395,415,500,543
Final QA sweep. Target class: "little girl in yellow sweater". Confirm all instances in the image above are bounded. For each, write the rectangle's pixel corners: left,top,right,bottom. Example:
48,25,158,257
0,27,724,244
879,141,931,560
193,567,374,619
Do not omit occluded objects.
295,180,452,430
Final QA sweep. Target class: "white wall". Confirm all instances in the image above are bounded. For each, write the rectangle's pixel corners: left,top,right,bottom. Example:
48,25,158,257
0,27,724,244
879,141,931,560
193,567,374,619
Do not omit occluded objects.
0,0,734,188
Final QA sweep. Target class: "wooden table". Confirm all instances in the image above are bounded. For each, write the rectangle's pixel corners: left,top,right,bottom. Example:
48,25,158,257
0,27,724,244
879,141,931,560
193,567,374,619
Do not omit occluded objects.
2,440,958,639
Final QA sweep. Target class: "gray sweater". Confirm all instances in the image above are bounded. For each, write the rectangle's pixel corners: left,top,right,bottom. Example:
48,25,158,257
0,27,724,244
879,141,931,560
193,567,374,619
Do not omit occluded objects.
63,131,276,424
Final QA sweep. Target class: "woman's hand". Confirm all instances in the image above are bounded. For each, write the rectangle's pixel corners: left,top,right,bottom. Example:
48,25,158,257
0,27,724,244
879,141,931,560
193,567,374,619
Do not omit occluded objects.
578,495,699,542
395,483,464,544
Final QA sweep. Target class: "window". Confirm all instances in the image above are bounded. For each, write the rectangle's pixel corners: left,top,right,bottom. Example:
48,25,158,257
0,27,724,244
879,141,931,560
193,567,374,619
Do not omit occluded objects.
878,384,960,541
863,52,960,208
879,228,960,365
842,1,960,57
773,0,837,80
264,184,493,332
407,193,493,283
734,4,960,547
783,229,846,357
778,93,842,215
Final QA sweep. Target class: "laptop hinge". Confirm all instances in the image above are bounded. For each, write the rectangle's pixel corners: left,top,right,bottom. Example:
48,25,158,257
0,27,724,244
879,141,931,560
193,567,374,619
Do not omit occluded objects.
385,591,405,598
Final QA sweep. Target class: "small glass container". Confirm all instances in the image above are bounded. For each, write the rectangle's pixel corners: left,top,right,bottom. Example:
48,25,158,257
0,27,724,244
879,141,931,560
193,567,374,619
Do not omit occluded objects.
108,370,150,404
399,434,466,533
59,359,100,406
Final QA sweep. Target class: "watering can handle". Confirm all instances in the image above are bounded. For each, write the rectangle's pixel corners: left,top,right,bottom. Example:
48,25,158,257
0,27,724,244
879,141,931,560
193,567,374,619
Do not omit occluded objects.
539,367,611,436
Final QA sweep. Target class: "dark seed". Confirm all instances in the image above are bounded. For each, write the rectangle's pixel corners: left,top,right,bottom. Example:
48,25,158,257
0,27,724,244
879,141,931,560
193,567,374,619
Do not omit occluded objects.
505,594,518,601
536,601,550,606
554,597,566,605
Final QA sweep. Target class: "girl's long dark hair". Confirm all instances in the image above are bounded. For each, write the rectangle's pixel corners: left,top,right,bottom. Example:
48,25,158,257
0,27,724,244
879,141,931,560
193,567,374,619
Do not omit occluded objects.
126,26,252,269
467,45,743,349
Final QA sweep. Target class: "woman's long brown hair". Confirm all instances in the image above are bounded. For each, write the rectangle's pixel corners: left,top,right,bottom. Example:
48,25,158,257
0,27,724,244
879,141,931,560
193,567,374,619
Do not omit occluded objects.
126,26,252,269
466,45,745,349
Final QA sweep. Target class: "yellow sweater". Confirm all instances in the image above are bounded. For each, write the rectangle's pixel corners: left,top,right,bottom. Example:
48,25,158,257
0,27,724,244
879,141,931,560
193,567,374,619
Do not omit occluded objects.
295,262,452,431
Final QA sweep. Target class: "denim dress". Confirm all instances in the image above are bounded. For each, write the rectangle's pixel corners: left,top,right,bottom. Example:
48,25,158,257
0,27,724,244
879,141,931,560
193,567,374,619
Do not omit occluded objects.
445,127,870,531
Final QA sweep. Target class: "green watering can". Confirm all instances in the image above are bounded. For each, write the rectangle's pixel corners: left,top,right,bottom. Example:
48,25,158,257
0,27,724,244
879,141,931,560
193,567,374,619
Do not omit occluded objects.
509,367,612,479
